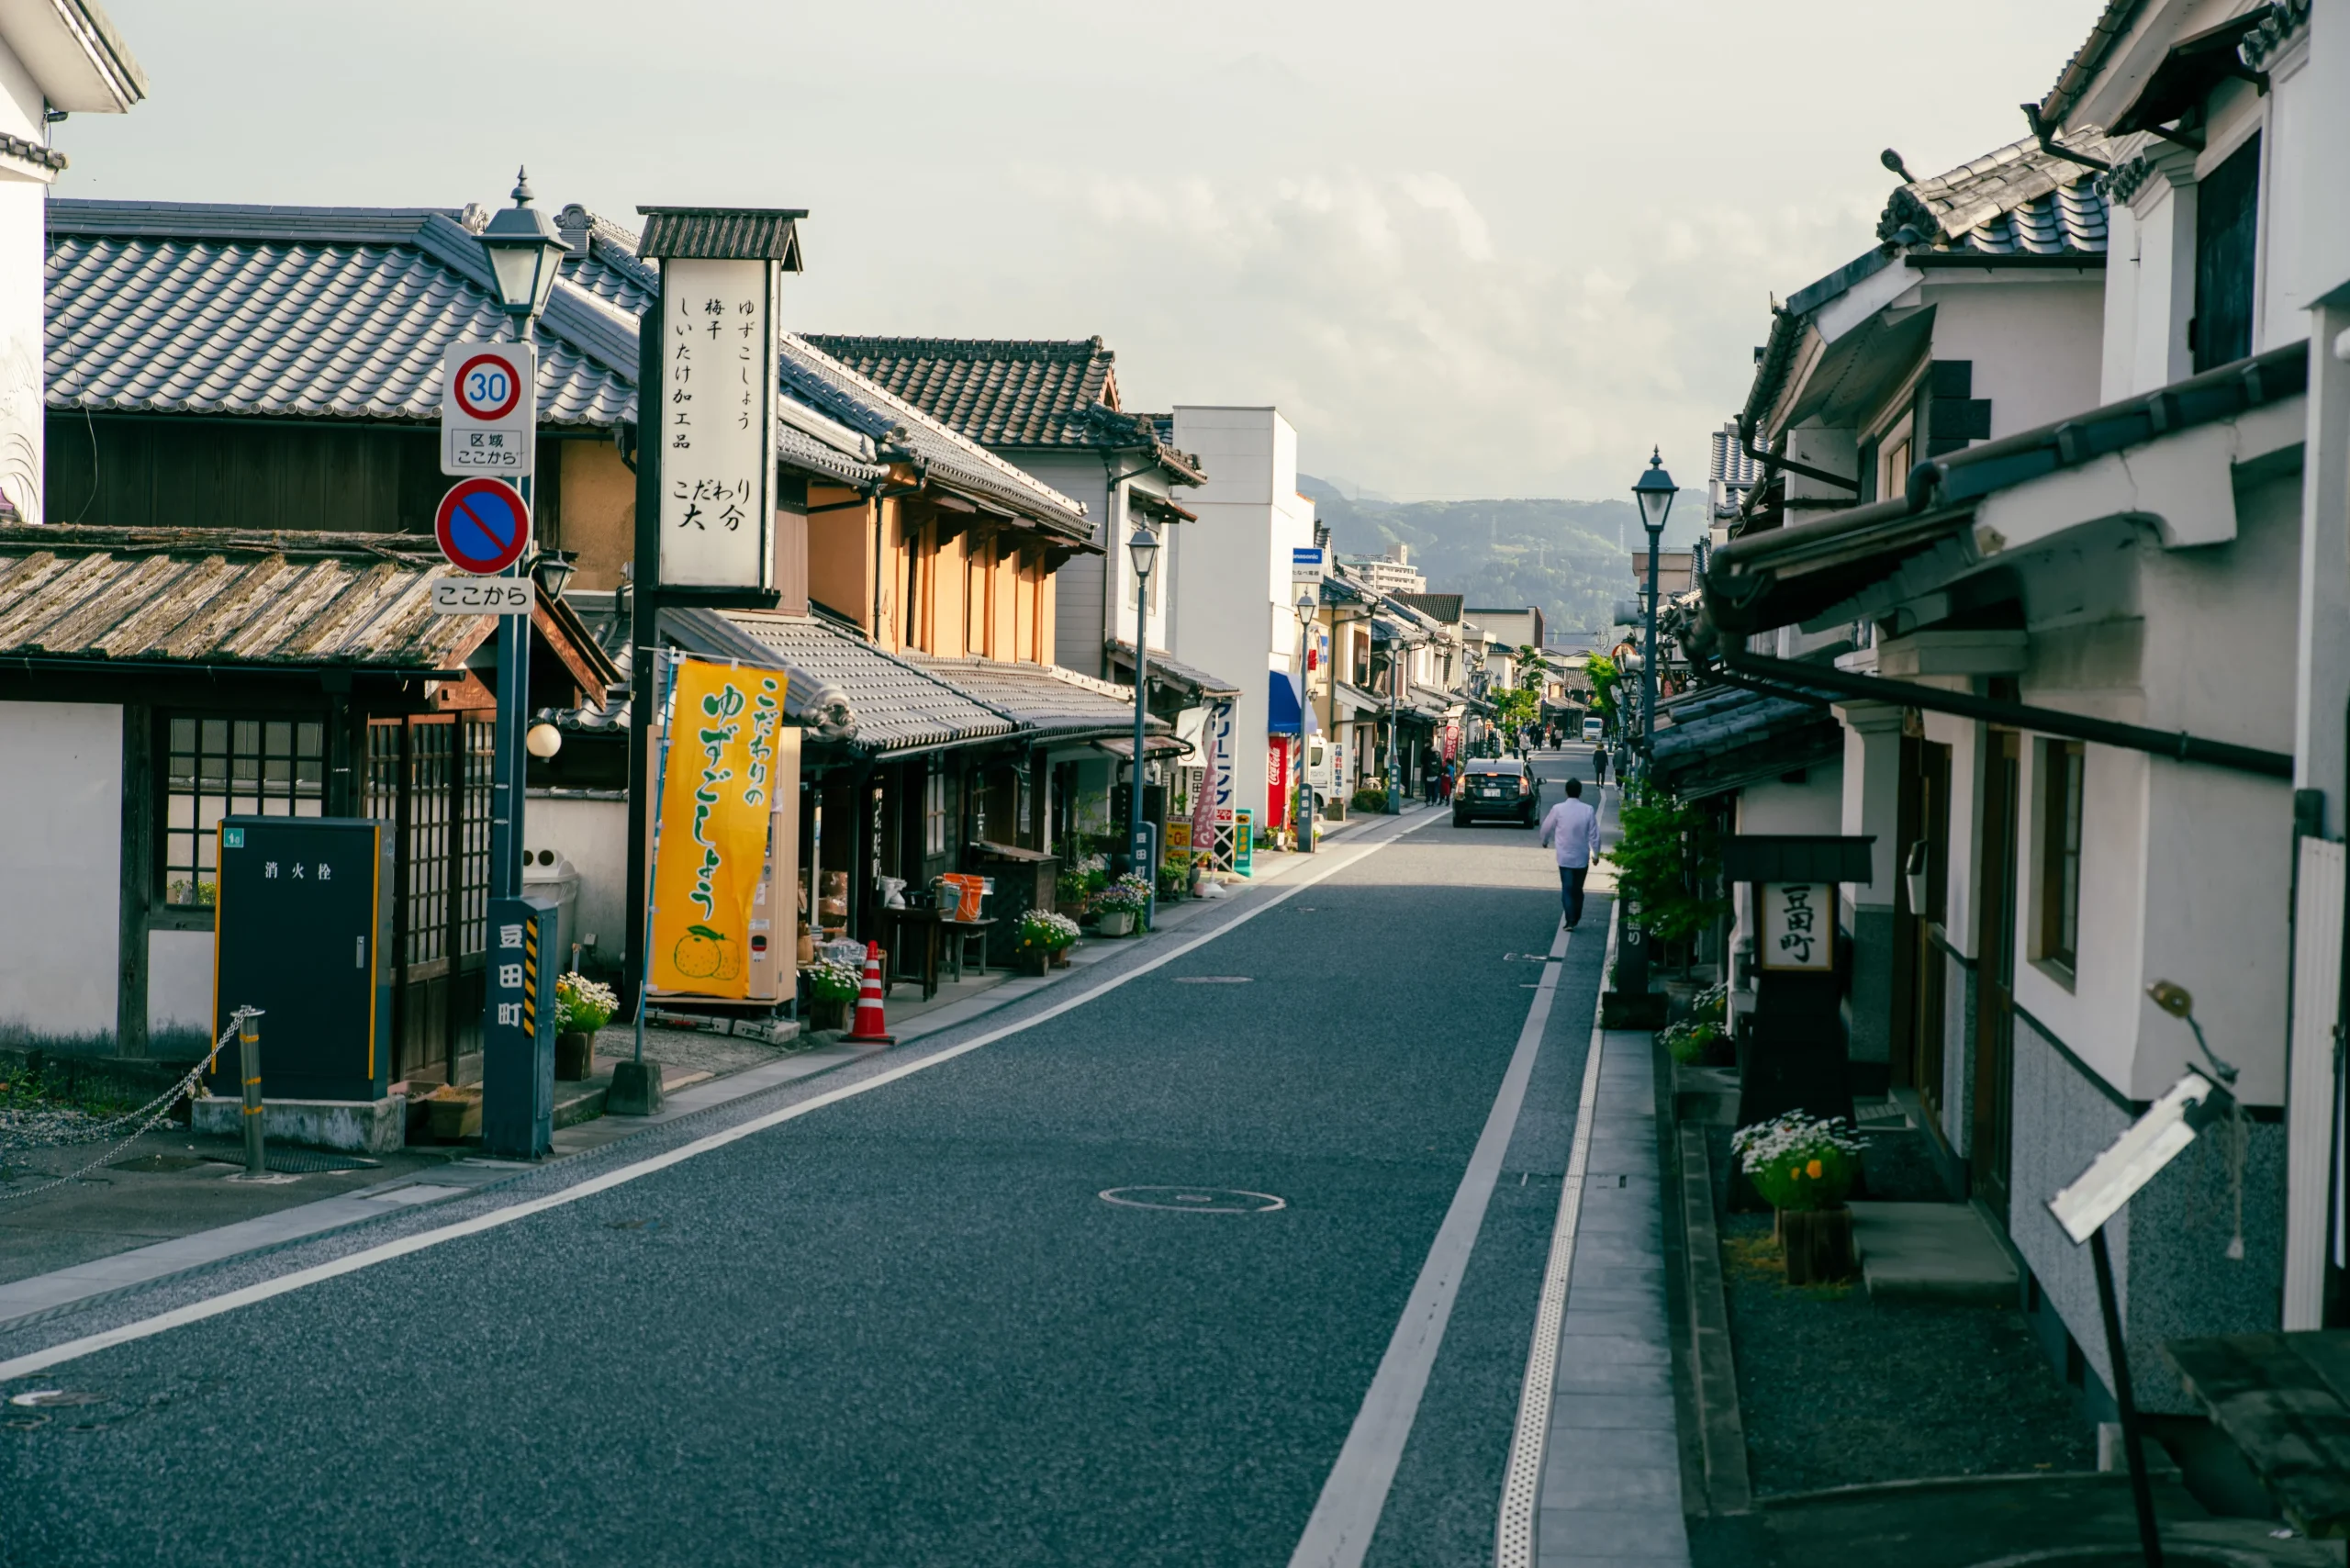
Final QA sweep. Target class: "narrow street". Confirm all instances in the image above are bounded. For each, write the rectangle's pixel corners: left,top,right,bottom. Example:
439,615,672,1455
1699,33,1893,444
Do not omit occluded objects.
4,756,1640,1568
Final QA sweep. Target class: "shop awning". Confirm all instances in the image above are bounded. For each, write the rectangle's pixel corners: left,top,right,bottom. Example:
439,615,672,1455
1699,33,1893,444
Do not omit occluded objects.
1093,734,1193,761
1269,667,1305,734
1334,682,1384,717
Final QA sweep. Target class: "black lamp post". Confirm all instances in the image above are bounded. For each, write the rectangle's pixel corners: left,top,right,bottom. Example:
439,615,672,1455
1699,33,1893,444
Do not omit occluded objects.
1294,590,1317,853
1630,448,1679,777
1126,525,1159,883
475,168,571,905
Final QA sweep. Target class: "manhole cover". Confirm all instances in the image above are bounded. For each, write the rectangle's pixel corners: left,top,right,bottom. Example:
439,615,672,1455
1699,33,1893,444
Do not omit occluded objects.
1099,1186,1286,1214
1173,976,1253,984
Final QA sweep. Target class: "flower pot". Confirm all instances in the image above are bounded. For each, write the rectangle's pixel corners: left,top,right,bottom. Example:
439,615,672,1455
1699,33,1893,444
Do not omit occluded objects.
1777,1206,1855,1285
1098,911,1135,937
1048,946,1071,969
810,994,851,1032
425,1092,481,1144
555,1031,596,1081
1017,948,1049,978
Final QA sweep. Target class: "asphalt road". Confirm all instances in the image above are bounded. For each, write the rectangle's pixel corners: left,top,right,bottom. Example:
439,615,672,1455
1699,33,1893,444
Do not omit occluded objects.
3,752,1617,1568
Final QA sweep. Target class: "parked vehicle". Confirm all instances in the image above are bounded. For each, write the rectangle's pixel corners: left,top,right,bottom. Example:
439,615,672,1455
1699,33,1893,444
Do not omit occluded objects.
1583,715,1604,743
1451,758,1539,828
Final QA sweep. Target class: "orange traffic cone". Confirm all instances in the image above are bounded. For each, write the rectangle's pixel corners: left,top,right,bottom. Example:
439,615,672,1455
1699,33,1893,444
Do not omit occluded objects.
846,940,895,1045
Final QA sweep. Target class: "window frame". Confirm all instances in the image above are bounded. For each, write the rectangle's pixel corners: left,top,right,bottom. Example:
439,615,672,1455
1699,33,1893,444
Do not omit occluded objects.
157,711,330,918
2034,737,2085,980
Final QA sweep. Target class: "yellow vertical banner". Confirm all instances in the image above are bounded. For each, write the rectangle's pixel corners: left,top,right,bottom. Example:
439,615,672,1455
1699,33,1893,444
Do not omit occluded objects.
651,658,789,998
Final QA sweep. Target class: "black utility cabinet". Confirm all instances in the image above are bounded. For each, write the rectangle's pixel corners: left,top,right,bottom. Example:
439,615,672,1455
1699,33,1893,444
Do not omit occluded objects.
208,817,394,1103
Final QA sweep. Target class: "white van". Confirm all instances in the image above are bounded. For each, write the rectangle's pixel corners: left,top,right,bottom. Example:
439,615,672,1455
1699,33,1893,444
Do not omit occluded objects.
1583,715,1605,742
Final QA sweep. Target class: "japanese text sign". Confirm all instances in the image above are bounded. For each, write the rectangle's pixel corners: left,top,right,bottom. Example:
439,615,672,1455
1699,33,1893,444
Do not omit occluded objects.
650,658,791,998
1759,881,1834,971
657,259,776,589
440,342,536,476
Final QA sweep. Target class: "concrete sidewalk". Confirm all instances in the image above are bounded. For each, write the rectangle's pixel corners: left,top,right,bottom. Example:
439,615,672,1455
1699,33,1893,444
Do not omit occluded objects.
1537,1031,1692,1568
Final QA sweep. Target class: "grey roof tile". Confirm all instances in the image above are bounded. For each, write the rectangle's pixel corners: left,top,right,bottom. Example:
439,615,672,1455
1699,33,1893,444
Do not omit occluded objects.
0,524,492,669
903,655,1159,736
1876,135,2112,256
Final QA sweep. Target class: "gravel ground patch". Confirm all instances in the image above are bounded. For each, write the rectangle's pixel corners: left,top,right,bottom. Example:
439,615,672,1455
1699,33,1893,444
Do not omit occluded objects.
1707,1126,2096,1497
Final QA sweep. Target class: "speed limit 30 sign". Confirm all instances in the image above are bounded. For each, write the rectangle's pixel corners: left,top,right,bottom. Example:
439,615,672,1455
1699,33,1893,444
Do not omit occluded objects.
440,342,536,477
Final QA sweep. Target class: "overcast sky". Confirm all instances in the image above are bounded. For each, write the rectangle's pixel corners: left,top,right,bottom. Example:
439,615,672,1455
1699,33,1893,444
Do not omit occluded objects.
60,1,2103,501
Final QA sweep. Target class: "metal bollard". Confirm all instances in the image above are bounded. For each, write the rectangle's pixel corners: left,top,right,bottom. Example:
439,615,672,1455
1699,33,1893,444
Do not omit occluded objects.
236,1007,266,1177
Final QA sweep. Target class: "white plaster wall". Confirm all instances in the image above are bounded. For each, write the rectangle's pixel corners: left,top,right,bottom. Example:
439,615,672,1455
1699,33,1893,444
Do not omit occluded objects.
1925,280,2106,440
524,793,630,969
1734,767,1844,834
2258,48,2311,352
2101,203,2143,405
2290,6,2350,308
0,701,121,1040
147,927,213,1039
0,39,48,524
1169,407,1312,828
2124,178,2198,398
1919,711,1984,958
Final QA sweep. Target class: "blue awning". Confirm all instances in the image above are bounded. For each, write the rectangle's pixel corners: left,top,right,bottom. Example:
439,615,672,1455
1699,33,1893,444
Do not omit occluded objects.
1269,667,1303,734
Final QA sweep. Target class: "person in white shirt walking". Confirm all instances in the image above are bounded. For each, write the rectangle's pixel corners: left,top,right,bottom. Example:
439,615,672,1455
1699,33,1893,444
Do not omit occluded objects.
1539,778,1603,930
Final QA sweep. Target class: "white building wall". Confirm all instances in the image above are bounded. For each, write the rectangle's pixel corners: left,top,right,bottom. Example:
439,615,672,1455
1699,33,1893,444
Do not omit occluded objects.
0,40,49,523
2289,6,2350,309
1925,279,2105,439
0,701,122,1042
1169,406,1314,830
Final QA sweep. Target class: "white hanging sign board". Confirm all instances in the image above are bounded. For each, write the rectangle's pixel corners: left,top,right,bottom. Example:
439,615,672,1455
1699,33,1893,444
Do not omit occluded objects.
439,342,536,477
1758,881,1834,971
658,258,777,589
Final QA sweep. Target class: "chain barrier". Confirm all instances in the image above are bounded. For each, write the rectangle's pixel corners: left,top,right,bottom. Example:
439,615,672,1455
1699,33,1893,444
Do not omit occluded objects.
0,1014,246,1205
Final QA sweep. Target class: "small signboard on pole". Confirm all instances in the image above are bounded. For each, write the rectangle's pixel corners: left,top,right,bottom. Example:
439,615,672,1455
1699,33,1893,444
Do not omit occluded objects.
440,342,536,476
1758,881,1835,971
431,578,535,616
657,259,778,589
1291,545,1326,586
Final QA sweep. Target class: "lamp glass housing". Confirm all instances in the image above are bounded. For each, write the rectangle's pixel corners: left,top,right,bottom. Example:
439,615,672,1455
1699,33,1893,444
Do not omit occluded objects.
1126,526,1160,581
524,722,564,760
1631,448,1679,536
478,169,567,321
1294,592,1316,628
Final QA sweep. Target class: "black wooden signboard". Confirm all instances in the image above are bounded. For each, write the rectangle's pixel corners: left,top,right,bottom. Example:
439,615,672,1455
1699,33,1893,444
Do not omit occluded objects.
208,817,393,1103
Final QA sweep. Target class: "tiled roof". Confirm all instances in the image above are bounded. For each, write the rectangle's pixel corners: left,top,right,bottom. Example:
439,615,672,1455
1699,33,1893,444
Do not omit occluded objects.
902,655,1160,737
1648,683,1841,800
46,202,639,428
666,608,1013,755
0,133,66,173
1876,136,2110,256
1103,639,1244,698
777,336,1094,538
1393,592,1463,624
0,525,492,670
800,335,1204,485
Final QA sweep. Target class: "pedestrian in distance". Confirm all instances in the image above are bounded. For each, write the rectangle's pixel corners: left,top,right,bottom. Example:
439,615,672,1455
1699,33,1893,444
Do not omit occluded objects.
1539,777,1602,930
1593,747,1608,790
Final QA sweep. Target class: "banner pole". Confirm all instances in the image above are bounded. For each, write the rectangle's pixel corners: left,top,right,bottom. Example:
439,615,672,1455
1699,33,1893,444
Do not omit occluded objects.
634,648,681,1068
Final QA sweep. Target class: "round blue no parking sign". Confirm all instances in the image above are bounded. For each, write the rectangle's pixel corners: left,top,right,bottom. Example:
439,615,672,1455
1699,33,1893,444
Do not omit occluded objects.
434,477,531,575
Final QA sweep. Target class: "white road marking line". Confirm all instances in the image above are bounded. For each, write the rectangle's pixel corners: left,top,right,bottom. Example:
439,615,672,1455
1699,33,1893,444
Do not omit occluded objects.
1494,901,1618,1568
0,813,1440,1383
1288,916,1575,1568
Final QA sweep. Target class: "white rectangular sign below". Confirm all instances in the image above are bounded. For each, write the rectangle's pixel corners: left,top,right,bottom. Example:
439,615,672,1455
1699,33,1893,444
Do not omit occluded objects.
431,577,535,616
1758,881,1833,971
658,257,777,590
440,342,537,477
1291,545,1326,585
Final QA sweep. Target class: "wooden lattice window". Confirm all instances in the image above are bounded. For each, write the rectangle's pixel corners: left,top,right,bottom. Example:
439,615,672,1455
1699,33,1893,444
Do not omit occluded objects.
161,714,325,907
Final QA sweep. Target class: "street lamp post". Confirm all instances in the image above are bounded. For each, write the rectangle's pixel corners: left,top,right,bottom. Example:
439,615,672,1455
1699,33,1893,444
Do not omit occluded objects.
1293,591,1317,853
1630,448,1679,779
475,168,568,904
1126,526,1159,886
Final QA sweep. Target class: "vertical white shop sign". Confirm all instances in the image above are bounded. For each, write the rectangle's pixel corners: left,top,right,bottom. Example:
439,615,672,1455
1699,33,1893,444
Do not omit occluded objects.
1758,881,1834,971
659,257,777,588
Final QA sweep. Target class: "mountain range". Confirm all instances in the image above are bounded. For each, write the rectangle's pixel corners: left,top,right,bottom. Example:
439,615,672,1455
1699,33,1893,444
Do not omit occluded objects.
1298,476,1705,643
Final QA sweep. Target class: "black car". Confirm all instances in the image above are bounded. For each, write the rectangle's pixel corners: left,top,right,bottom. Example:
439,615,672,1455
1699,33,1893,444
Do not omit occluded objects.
1452,758,1539,827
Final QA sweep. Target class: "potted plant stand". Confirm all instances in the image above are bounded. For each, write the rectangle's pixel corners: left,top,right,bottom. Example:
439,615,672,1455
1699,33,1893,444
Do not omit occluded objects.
1778,1207,1856,1285
425,1086,481,1143
1048,945,1072,969
1098,910,1135,937
1017,946,1049,978
810,994,851,1032
555,1032,596,1081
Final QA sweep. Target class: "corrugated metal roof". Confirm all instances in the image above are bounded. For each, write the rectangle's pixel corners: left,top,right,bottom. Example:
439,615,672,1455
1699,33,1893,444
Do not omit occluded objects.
0,526,490,669
666,608,1013,756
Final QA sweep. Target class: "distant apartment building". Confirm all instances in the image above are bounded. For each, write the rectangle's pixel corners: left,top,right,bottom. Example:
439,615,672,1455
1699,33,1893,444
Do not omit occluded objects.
1338,543,1426,597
